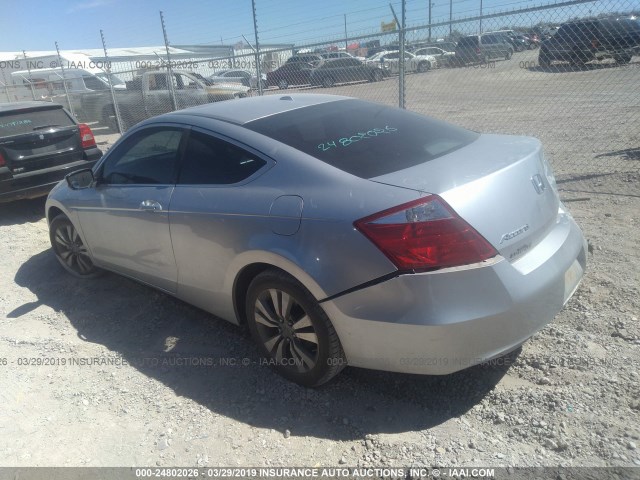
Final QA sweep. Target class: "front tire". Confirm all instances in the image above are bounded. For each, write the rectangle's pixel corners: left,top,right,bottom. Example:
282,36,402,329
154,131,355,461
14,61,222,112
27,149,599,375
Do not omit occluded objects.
278,80,289,89
49,214,101,278
505,49,513,60
246,270,346,387
417,61,430,73
322,76,335,88
371,69,383,82
614,54,632,65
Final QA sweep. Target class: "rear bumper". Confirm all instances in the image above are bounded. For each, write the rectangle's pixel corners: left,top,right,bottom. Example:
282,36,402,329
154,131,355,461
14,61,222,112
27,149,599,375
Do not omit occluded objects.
0,153,100,203
322,207,587,375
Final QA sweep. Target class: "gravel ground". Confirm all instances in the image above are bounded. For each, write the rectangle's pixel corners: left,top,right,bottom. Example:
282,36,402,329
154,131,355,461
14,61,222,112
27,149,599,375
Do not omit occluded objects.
0,49,639,468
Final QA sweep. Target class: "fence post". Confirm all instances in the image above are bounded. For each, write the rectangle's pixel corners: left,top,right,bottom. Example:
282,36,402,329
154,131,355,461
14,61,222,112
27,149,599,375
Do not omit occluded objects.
100,30,124,134
23,51,37,100
55,41,76,118
449,0,453,36
251,0,263,96
390,2,406,109
159,11,178,111
344,15,348,52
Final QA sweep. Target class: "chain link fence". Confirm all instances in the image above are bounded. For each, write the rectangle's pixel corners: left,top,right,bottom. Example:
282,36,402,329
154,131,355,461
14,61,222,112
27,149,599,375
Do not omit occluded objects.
1,0,638,180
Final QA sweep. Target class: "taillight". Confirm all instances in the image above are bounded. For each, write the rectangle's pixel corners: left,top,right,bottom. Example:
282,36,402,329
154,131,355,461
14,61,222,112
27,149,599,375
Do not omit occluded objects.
476,47,481,54
354,196,498,271
591,38,599,48
0,151,5,168
78,123,96,149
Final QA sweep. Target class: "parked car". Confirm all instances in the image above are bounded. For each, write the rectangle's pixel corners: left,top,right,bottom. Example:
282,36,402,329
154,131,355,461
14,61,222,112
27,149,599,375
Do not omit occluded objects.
285,54,323,66
310,58,385,87
266,62,314,89
11,67,126,124
412,47,456,67
320,52,366,62
504,34,529,52
0,101,101,203
519,34,540,49
366,50,436,73
208,69,266,90
46,94,587,386
93,70,249,131
539,17,640,67
454,34,514,65
410,41,457,53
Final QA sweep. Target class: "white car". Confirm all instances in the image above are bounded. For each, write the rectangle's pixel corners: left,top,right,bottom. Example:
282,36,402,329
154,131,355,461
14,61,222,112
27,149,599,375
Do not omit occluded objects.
320,51,367,62
413,47,456,67
208,69,266,90
366,50,435,74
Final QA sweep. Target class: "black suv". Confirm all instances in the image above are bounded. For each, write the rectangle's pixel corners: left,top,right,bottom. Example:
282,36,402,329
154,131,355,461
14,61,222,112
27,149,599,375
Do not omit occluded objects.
539,17,640,66
0,102,102,203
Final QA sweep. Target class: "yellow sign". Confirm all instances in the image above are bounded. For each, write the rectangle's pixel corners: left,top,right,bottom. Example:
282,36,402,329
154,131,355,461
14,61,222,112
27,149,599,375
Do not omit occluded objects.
381,20,397,32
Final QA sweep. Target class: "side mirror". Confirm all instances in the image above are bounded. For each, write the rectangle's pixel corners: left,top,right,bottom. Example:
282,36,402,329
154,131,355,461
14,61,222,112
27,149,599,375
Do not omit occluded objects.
66,168,95,190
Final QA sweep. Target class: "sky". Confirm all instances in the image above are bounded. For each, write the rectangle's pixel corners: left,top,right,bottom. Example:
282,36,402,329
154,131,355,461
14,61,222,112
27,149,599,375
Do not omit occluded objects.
1,0,636,53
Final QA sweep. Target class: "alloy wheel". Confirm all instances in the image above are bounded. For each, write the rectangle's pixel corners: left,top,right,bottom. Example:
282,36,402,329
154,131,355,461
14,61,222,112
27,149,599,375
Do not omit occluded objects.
253,288,319,373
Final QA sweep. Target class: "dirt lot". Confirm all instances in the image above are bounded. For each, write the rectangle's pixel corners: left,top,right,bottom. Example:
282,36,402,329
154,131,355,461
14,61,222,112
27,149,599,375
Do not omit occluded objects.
1,49,639,468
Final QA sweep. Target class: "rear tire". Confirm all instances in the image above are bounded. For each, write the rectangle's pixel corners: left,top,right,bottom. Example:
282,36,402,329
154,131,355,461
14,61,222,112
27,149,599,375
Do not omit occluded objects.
539,53,551,67
371,69,383,82
49,214,101,278
322,76,335,88
505,49,513,60
246,270,346,387
278,80,289,89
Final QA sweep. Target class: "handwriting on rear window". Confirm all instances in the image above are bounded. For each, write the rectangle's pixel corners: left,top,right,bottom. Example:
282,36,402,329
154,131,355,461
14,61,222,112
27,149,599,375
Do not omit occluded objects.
317,126,397,151
0,119,33,130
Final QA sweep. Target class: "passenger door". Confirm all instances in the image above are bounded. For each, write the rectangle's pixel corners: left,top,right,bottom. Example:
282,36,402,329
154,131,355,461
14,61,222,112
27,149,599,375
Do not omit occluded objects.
169,128,273,319
75,126,186,293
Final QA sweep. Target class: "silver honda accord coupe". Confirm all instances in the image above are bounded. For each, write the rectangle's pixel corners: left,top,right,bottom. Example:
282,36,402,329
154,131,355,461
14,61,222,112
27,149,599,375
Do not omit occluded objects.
46,94,587,386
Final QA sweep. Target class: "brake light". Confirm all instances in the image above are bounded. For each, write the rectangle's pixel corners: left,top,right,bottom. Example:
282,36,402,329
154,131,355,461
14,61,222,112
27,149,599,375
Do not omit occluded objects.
0,151,5,168
354,196,497,271
591,38,599,48
476,47,481,54
78,123,96,149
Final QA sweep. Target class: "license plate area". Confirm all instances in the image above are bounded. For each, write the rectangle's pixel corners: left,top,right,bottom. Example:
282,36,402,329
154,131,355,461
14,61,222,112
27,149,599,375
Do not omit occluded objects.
563,259,584,304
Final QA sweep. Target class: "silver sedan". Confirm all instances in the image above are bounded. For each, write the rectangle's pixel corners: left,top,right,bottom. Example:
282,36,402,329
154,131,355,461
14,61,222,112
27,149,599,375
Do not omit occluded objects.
46,94,587,386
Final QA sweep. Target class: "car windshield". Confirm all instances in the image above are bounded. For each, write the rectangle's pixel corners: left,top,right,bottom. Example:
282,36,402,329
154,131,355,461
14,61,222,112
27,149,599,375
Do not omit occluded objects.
0,106,74,137
244,99,479,178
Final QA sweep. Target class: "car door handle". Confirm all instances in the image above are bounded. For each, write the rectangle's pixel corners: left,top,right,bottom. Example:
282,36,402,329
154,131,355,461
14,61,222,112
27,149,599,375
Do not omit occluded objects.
139,200,163,212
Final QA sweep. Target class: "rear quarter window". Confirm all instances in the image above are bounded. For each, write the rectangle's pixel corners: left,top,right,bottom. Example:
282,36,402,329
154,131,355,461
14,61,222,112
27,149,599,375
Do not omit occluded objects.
244,99,479,179
0,107,74,137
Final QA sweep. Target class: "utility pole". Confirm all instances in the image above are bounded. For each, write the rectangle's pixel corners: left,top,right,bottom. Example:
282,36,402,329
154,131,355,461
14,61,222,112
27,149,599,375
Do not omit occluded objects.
480,0,483,33
449,0,453,37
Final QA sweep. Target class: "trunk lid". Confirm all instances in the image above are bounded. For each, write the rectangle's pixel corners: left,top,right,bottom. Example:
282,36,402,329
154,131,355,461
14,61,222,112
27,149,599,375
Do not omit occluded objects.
370,134,559,262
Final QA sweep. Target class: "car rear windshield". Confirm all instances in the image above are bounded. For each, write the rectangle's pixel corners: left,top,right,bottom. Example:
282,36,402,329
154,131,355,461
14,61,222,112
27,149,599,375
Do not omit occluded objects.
244,99,479,178
0,106,74,137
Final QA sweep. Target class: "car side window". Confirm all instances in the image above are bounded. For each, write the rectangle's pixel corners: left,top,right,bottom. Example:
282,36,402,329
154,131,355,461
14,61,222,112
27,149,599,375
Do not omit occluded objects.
178,130,267,185
101,128,184,185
